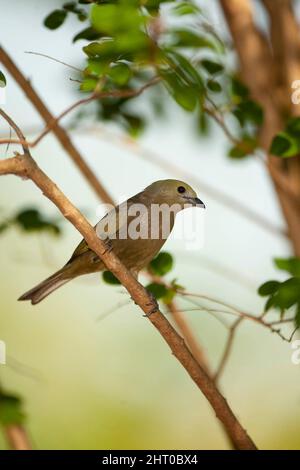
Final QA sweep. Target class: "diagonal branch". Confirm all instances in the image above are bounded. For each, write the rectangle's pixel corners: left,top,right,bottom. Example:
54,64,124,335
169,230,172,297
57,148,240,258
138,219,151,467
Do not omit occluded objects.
213,317,243,384
167,300,211,376
3,425,31,450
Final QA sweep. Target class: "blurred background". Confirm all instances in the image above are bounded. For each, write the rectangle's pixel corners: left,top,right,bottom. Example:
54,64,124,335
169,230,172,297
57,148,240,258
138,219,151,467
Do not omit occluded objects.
0,0,299,450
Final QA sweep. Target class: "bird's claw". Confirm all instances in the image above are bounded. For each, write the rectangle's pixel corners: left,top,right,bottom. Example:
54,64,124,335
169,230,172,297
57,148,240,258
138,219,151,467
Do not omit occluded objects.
143,291,159,317
130,291,159,316
101,238,113,255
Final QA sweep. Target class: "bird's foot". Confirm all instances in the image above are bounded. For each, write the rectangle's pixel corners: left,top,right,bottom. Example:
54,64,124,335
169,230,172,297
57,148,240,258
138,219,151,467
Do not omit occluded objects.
130,291,159,317
101,237,113,255
143,291,159,317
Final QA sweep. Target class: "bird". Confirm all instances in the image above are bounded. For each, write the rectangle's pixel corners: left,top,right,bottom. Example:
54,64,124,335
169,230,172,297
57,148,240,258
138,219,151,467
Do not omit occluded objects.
18,179,205,305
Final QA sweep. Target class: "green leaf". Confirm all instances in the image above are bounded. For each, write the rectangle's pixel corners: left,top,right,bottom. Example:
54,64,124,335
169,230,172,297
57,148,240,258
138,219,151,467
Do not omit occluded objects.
146,282,168,300
83,34,149,62
15,209,61,235
0,71,6,88
231,77,249,99
149,251,174,276
63,2,77,12
295,305,300,328
174,87,197,111
109,63,132,86
228,136,257,159
160,69,198,111
102,271,121,285
44,10,67,30
234,100,263,126
172,2,201,16
165,50,204,89
0,222,9,233
201,59,223,75
171,29,216,49
83,39,115,58
122,113,145,137
91,4,144,36
264,295,275,312
258,280,280,297
80,77,99,92
286,117,300,136
271,278,300,310
270,133,291,156
0,393,25,426
270,132,299,157
162,288,176,304
228,145,247,159
73,27,101,43
197,111,209,135
85,58,107,76
144,0,170,14
274,257,300,277
207,79,222,93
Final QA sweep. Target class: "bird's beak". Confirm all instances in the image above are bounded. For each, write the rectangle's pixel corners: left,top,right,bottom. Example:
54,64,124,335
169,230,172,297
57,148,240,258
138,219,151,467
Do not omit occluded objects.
184,196,205,208
194,197,205,208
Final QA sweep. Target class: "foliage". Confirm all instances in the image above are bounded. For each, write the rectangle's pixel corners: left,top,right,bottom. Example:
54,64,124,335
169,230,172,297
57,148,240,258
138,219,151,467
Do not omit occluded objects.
0,208,61,236
44,2,87,30
0,391,25,426
43,0,265,157
258,257,300,327
148,251,173,276
0,71,6,88
43,0,227,136
103,250,182,304
270,117,300,158
102,270,121,285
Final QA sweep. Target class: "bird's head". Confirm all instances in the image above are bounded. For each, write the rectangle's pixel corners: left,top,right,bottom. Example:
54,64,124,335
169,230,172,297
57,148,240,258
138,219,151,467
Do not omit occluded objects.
142,179,205,210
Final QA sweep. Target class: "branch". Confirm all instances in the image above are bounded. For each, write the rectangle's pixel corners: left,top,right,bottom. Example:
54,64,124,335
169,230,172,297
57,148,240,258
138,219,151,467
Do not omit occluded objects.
261,0,300,198
0,380,32,450
0,154,27,176
220,0,281,149
179,291,296,343
0,110,257,450
261,0,300,108
167,300,211,376
3,425,31,450
213,318,243,384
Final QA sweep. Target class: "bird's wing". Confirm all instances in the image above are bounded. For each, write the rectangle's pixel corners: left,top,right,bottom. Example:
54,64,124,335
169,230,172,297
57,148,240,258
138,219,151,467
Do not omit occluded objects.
67,196,143,263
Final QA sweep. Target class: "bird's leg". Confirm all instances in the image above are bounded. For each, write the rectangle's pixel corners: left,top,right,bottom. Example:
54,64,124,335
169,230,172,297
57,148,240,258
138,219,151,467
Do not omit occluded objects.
101,237,113,255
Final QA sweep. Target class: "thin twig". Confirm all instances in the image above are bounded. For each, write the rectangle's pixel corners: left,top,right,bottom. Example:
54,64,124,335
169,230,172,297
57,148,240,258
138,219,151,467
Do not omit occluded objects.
25,51,82,72
4,425,32,450
167,300,211,375
213,318,243,383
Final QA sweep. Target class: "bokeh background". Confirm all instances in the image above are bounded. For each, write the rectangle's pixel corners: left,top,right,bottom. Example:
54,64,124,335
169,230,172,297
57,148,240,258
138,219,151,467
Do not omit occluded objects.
0,0,300,450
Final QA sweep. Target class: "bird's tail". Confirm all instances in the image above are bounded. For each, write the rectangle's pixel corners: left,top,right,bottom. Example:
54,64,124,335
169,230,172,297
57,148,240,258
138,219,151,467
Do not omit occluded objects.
18,267,71,305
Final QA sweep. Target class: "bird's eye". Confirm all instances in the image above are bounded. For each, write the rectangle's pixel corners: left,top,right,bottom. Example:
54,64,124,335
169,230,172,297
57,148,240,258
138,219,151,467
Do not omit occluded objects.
177,186,186,194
